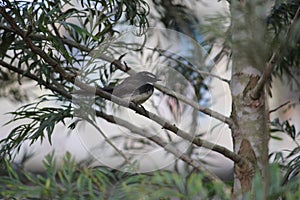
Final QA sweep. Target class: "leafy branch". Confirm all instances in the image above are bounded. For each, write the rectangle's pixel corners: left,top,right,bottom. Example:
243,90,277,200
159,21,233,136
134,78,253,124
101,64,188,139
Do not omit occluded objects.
0,152,232,199
1,58,242,186
1,103,73,159
0,57,240,186
0,1,240,167
251,5,300,99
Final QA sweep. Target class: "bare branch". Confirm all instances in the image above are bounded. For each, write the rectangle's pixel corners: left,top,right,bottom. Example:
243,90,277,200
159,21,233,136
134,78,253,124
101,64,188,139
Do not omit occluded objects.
250,53,276,100
94,110,226,182
84,118,129,163
155,83,234,126
109,62,234,126
152,47,230,83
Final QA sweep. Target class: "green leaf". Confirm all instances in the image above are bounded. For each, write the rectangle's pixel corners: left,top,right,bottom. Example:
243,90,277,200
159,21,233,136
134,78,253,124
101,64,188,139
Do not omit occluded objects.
0,31,15,58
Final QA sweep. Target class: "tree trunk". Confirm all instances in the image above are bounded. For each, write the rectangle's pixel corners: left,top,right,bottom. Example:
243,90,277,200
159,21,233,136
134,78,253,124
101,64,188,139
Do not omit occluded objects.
230,1,270,198
230,67,269,195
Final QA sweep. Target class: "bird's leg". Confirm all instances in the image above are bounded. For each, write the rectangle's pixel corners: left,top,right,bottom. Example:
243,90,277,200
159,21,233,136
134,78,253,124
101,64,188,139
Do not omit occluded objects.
132,101,147,114
139,104,147,113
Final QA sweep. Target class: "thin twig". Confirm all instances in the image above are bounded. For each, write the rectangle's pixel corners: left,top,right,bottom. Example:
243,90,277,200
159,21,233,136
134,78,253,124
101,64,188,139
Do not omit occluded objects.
269,101,290,113
84,118,129,163
154,83,234,126
148,47,230,83
153,47,231,83
250,52,276,100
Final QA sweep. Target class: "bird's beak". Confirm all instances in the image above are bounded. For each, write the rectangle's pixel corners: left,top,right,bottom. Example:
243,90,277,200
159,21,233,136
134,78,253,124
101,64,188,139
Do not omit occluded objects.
155,75,161,81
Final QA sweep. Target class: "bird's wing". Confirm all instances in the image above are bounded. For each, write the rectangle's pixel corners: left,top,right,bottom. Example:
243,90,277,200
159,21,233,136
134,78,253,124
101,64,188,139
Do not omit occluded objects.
112,79,146,98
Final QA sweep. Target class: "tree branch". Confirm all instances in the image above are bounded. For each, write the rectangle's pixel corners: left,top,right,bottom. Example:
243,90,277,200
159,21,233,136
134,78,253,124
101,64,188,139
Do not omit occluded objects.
250,52,276,100
0,60,230,188
151,47,231,83
112,62,234,127
0,6,242,165
0,59,245,167
269,101,290,113
0,7,76,82
155,83,234,126
0,22,233,127
94,110,227,183
0,60,71,99
84,118,129,163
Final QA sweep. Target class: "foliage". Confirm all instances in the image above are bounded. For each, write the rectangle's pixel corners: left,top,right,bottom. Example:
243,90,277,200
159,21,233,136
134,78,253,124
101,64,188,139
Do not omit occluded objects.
270,118,300,185
0,0,149,102
243,163,300,200
0,152,231,200
123,171,230,200
1,152,300,200
0,152,116,199
267,0,300,86
0,0,150,156
0,0,211,167
0,97,74,159
271,117,300,142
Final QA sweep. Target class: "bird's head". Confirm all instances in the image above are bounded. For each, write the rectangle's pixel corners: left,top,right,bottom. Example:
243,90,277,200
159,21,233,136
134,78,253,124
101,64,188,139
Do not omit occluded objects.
134,71,161,83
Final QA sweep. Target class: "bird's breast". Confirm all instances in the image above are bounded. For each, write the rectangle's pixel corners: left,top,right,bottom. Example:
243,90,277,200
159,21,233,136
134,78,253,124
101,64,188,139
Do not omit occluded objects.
130,84,154,104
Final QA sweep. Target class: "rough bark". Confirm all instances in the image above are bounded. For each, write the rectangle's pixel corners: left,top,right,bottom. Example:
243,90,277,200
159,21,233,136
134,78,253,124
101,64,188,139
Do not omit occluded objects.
230,0,270,198
230,67,269,196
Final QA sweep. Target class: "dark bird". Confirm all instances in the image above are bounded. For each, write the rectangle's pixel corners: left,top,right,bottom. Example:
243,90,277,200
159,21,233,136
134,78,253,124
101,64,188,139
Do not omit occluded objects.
104,71,160,104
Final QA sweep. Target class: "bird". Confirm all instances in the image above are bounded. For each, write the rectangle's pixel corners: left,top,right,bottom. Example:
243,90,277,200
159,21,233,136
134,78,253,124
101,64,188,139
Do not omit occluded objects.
104,71,160,104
